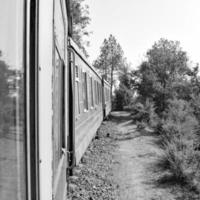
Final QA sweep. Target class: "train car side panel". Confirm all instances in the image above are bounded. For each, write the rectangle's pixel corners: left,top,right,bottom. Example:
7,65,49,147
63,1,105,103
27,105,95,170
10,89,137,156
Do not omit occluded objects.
103,80,112,117
38,0,54,199
70,43,103,164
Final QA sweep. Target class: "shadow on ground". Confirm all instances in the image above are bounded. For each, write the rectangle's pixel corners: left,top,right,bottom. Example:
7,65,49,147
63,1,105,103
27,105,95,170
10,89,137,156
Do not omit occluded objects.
142,134,200,200
109,111,133,123
109,111,156,141
109,111,200,200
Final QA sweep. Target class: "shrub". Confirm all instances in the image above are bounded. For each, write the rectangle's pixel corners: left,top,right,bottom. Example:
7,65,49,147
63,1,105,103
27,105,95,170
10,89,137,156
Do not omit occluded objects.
190,94,200,123
162,99,198,139
159,138,191,182
112,86,132,111
156,98,200,186
130,99,158,128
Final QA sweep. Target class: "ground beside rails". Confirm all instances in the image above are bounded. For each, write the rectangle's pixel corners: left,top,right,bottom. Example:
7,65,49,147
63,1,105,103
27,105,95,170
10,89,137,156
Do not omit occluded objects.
67,112,200,200
67,118,118,200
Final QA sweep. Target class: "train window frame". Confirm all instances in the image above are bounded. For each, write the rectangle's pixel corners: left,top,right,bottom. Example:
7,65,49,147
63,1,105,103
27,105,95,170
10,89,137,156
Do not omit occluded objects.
54,0,66,59
52,48,65,170
82,71,89,112
90,76,94,108
95,81,97,105
75,65,79,79
75,65,81,119
97,81,99,105
87,73,91,109
52,0,67,179
93,79,96,107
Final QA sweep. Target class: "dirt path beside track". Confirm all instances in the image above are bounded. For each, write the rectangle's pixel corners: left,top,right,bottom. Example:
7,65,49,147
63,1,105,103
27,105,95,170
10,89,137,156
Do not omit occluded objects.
67,111,188,200
111,111,175,200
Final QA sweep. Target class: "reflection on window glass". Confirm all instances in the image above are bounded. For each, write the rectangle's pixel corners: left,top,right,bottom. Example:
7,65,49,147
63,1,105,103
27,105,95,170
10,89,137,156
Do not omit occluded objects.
53,49,65,176
54,0,65,58
0,1,26,200
83,72,88,110
90,78,94,107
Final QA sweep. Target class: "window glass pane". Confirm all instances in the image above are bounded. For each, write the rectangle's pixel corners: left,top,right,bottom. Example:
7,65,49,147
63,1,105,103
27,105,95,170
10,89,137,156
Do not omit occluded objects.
87,75,90,108
76,82,80,115
95,81,98,105
84,73,88,109
52,49,64,175
54,0,65,58
90,77,94,107
0,1,26,200
75,65,78,78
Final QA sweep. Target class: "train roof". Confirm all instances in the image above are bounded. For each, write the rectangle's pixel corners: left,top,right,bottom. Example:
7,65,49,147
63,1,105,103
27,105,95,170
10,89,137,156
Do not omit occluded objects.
103,78,110,87
68,38,102,80
68,38,111,88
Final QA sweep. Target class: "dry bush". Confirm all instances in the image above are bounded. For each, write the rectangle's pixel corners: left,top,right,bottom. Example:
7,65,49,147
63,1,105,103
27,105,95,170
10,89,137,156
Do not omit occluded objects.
130,99,158,128
156,99,200,187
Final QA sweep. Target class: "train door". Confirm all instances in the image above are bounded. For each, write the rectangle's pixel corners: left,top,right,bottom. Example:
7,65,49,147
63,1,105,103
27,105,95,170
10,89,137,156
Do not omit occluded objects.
0,1,28,199
0,0,40,200
52,0,68,199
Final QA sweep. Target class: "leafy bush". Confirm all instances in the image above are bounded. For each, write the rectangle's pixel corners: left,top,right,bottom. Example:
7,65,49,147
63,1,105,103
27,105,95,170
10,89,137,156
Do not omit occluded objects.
130,99,158,128
156,98,200,185
191,94,200,123
112,86,132,111
158,138,197,182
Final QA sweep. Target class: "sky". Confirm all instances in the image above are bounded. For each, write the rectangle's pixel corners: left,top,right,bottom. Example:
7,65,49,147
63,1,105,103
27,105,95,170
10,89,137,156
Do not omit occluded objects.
85,0,200,69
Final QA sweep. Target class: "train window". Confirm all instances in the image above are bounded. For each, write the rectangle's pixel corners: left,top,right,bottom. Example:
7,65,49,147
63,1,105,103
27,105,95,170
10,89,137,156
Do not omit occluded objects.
97,82,100,104
79,68,83,112
100,85,102,103
96,82,99,105
100,85,101,103
96,82,98,105
87,74,90,108
54,0,65,58
93,80,96,105
75,82,80,115
52,49,65,175
75,65,79,78
0,1,27,199
99,83,101,104
90,77,94,107
97,82,99,104
75,66,80,116
99,83,101,103
82,72,85,108
82,72,88,110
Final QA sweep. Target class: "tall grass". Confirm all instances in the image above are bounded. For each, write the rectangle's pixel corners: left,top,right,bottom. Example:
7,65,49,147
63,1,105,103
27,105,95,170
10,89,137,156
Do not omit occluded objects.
155,99,200,190
130,99,158,128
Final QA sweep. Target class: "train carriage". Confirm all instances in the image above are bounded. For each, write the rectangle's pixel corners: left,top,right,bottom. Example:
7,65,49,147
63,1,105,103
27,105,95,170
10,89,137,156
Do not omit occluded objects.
68,39,104,165
0,0,111,200
102,79,112,118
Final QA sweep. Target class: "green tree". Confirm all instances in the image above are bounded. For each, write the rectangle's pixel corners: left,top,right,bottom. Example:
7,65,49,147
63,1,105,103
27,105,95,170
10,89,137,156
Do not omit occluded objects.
71,0,91,57
94,34,124,99
112,64,134,110
0,51,17,133
132,38,192,116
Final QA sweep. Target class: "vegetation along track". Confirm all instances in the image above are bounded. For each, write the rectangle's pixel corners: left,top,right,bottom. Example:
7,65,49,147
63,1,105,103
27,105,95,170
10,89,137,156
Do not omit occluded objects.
67,111,200,200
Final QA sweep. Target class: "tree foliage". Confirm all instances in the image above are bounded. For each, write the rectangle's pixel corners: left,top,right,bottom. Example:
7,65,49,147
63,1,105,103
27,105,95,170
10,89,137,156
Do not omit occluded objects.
0,51,24,134
112,67,133,110
130,38,200,189
71,0,91,56
94,34,125,102
94,35,124,79
132,38,193,116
